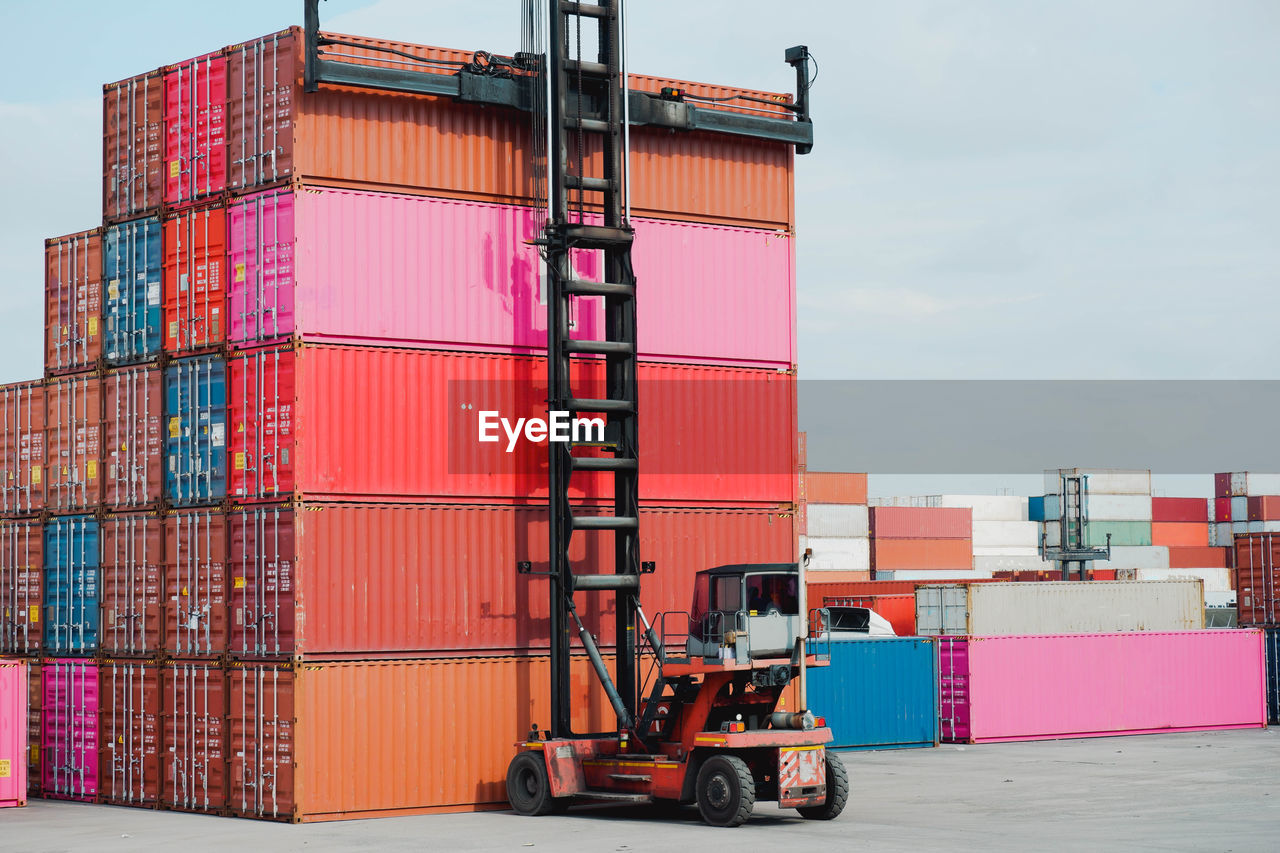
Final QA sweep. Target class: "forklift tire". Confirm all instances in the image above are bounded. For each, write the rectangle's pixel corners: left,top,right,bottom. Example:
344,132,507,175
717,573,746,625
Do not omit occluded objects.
506,752,563,816
695,754,756,827
797,752,849,821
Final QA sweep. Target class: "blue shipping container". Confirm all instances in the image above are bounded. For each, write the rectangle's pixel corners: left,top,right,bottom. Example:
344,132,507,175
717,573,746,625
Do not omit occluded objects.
1265,628,1279,725
43,515,100,654
808,637,939,750
164,354,227,505
1028,495,1047,522
103,217,163,364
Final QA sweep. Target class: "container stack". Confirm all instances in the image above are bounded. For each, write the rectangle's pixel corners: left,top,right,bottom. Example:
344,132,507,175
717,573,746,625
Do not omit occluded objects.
1234,531,1280,723
802,471,870,580
2,25,804,820
1213,472,1280,545
868,505,973,578
1139,497,1232,593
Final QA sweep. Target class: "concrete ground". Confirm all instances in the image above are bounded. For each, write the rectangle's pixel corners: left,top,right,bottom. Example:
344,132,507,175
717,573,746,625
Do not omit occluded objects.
6,729,1278,852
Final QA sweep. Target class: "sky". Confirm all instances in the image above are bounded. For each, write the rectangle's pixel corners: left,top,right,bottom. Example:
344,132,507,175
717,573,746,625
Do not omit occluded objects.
1,1,1275,496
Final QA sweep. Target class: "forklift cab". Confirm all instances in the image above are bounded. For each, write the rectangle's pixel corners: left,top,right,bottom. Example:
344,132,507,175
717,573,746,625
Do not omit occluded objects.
686,563,803,660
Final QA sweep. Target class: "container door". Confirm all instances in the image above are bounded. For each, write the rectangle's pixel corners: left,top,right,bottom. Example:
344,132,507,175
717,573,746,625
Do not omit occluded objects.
100,514,164,656
42,517,100,654
0,383,46,514
44,374,104,512
226,30,297,191
102,72,164,220
103,218,163,363
228,506,295,658
164,509,228,657
0,520,43,655
103,365,163,509
163,356,227,505
227,347,294,500
101,661,161,805
162,207,227,352
41,659,98,801
162,661,228,811
226,189,295,346
164,54,227,206
227,664,295,819
44,231,104,374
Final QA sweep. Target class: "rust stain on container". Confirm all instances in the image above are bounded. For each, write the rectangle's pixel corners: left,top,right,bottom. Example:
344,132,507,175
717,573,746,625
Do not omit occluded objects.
102,365,164,509
100,659,162,806
44,373,103,512
45,230,103,375
100,512,165,656
162,660,228,812
103,71,164,221
0,380,45,515
164,508,228,657
0,518,43,655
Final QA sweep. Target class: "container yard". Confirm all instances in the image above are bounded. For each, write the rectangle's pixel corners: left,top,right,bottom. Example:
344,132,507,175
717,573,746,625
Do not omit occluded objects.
1,1,1277,850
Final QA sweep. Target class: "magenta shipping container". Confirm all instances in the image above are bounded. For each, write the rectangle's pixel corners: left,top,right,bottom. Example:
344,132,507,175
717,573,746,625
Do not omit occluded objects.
1,659,26,807
938,631,1266,744
225,187,795,367
41,658,99,801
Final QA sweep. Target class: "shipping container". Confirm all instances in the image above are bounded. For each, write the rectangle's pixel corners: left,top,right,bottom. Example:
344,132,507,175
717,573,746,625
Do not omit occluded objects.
0,659,26,808
226,345,795,505
871,539,973,572
805,505,869,537
1044,468,1151,496
44,372,103,512
1134,568,1232,593
1167,546,1230,569
938,631,1265,743
102,217,164,363
100,659,161,806
163,204,227,352
1152,497,1209,523
226,502,792,658
869,507,971,539
933,495,1026,521
1043,520,1151,548
224,29,795,230
1248,496,1280,521
803,472,867,505
103,71,164,221
817,593,915,637
1151,522,1208,547
0,518,43,654
225,187,795,366
1044,493,1152,522
164,508,227,657
164,355,227,506
225,655,612,820
45,229,103,375
806,638,935,750
0,381,46,515
805,536,871,571
809,578,1005,604
25,661,40,797
162,660,227,812
916,580,1203,637
1236,533,1279,627
1102,545,1171,570
100,512,164,657
41,658,99,801
103,365,164,509
971,521,1038,548
1229,473,1280,497
164,52,226,207
1214,473,1231,498
43,516,99,655
1232,496,1249,521
1264,628,1279,724
1028,495,1047,521
972,553,1054,573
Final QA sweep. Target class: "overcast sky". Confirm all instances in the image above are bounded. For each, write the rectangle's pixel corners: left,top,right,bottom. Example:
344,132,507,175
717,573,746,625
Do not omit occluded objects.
1,1,1275,494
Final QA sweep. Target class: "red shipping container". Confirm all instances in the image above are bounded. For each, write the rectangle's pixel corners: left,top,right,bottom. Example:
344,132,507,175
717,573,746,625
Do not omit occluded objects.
0,381,45,515
100,512,165,657
162,661,227,813
164,52,226,207
0,518,43,654
226,345,796,505
871,538,973,571
1151,522,1209,547
1236,533,1280,626
808,577,1004,604
1167,546,1230,569
163,203,226,352
804,472,868,505
1214,473,1232,498
1215,497,1232,522
103,71,164,221
820,593,915,636
226,502,794,658
44,372,103,512
1151,497,1208,523
1248,496,1280,521
45,229,103,374
100,659,161,806
164,508,227,657
870,507,972,539
102,365,164,509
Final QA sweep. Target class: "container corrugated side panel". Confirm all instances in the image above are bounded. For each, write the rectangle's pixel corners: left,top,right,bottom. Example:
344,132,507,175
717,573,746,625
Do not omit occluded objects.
1235,533,1279,626
103,217,163,363
42,516,100,655
1152,497,1210,523
161,661,228,812
164,52,227,207
99,513,164,657
228,503,793,657
808,638,938,750
959,631,1265,742
163,355,227,506
804,473,867,505
100,660,161,805
0,518,43,654
103,365,164,509
0,660,26,807
44,229,104,374
44,373,103,512
41,658,98,801
869,507,972,539
162,205,227,352
164,508,228,657
1,381,46,515
805,505,869,537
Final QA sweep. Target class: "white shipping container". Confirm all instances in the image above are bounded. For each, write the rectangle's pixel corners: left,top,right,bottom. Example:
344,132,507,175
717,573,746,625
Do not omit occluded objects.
1230,472,1280,496
1044,494,1152,521
1134,567,1233,594
972,520,1039,549
806,504,869,538
1248,521,1280,534
1044,468,1151,496
806,536,871,571
973,554,1055,572
1103,546,1171,570
915,580,1204,636
1232,521,1251,535
1232,497,1249,520
936,495,1028,521
877,568,995,581
1211,523,1232,547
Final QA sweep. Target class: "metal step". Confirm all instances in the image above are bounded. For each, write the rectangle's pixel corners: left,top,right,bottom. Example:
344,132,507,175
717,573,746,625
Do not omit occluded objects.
575,791,653,803
566,340,634,356
565,279,635,297
608,773,653,783
573,574,641,591
571,456,637,471
573,515,639,530
561,224,634,249
567,397,634,414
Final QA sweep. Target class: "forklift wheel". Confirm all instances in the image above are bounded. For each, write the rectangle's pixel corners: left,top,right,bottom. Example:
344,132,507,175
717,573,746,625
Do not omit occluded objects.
797,752,849,821
506,752,564,816
695,754,756,827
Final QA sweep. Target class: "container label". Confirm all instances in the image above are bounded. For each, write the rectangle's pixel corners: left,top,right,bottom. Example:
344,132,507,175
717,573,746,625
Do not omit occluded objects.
234,263,246,283
212,423,225,446
88,317,98,336
168,417,180,438
234,577,245,589
29,605,38,623
147,283,161,305
170,159,180,178
30,465,40,485
108,280,120,299
29,745,37,763
87,460,97,480
234,452,245,470
0,759,9,778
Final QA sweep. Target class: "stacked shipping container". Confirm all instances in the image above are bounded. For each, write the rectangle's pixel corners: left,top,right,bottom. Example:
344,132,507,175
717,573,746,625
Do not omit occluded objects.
869,506,973,574
802,472,870,575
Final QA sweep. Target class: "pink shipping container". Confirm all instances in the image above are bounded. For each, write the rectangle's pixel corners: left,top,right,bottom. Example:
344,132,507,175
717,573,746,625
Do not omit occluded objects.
0,659,27,807
870,506,972,539
41,658,99,801
938,631,1266,744
224,187,795,367
164,52,227,207
226,345,796,505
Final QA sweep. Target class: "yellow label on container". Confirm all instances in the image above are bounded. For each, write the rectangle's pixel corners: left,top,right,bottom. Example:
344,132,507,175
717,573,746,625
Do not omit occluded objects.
234,263,246,283
169,159,180,178
234,452,245,470
0,759,10,778
87,460,97,479
108,280,120,299
181,587,188,597
29,605,38,623
29,745,38,764
88,317,98,336
234,577,246,589
168,417,180,438
30,465,40,485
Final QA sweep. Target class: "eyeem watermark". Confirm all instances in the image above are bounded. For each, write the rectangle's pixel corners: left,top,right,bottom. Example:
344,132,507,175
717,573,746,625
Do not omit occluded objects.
478,410,606,452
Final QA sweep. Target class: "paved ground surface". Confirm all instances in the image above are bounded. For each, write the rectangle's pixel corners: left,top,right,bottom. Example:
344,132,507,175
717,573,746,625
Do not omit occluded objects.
6,729,1278,852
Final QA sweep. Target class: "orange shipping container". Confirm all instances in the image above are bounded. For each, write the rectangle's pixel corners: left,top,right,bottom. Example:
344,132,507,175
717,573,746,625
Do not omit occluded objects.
223,28,794,230
1151,522,1209,547
1,381,46,515
102,365,164,509
871,538,973,572
100,512,165,657
45,229,103,374
163,203,226,352
804,472,868,505
102,71,165,221
226,656,613,820
164,508,227,657
44,373,103,512
1167,546,1230,570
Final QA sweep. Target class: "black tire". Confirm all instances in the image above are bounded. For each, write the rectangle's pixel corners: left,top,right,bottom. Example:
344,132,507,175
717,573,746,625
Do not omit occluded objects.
695,754,756,827
797,751,849,821
506,752,560,816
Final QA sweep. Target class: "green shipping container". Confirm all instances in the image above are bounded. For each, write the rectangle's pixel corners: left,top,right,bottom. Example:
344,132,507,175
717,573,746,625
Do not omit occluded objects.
1075,521,1152,547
